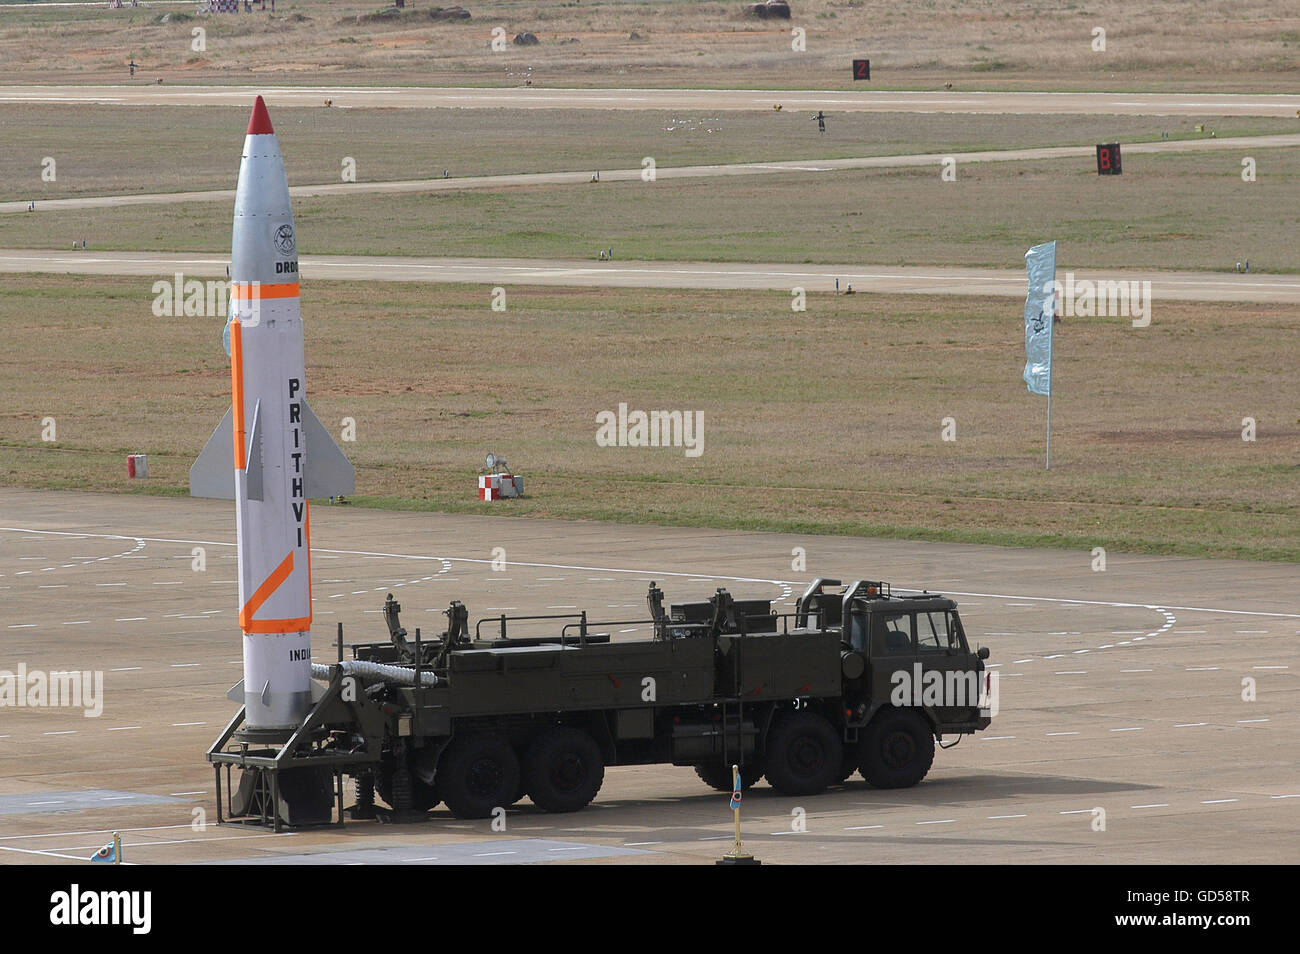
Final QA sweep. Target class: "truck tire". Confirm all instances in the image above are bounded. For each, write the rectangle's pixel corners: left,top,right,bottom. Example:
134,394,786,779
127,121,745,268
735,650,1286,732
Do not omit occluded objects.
859,709,935,789
438,733,521,819
523,727,605,813
377,753,441,812
695,762,764,792
763,711,842,796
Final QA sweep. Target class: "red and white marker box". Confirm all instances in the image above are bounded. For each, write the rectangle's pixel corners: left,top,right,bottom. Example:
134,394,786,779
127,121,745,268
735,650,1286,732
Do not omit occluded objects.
127,454,149,478
479,473,524,500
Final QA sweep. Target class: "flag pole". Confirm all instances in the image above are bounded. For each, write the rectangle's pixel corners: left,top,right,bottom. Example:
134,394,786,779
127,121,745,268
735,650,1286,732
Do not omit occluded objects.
1046,373,1052,471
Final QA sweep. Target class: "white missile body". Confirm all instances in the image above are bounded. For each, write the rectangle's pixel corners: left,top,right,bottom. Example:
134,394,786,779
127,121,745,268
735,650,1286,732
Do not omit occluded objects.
191,96,353,733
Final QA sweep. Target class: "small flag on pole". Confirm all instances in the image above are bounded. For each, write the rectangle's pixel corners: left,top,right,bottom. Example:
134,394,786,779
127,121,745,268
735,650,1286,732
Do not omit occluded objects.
729,767,743,811
90,832,121,864
1023,241,1057,397
1023,241,1057,469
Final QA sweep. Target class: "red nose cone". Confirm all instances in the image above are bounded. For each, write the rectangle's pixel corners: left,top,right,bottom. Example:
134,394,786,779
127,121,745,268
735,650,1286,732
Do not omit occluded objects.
247,95,274,135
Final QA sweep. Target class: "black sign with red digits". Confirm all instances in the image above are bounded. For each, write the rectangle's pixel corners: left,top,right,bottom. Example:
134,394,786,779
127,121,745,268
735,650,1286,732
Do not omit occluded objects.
1096,142,1122,175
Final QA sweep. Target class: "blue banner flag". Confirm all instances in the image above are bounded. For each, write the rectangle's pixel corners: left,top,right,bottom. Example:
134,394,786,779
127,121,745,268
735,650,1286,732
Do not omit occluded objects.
729,767,742,811
1023,241,1057,396
90,839,117,863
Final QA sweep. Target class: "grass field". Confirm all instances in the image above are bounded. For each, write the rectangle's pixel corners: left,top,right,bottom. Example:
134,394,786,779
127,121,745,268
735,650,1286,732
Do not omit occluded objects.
0,0,1296,92
6,104,1291,202
1,275,1295,561
7,149,1296,273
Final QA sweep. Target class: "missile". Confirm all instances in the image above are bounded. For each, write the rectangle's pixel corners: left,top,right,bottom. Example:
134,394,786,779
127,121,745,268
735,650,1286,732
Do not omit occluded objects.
191,96,353,735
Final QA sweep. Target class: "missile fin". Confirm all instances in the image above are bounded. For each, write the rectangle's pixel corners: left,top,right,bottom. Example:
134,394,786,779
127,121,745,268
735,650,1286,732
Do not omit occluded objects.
301,399,355,497
245,399,264,503
226,679,245,702
190,406,235,499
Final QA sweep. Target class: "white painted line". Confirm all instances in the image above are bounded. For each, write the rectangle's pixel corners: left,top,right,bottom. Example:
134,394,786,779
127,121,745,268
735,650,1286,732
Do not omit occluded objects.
623,841,663,846
1055,671,1087,675
171,722,207,727
1110,727,1143,732
916,819,955,825
115,617,147,622
1186,666,1220,671
1236,718,1269,724
43,731,76,736
1174,723,1208,728
981,736,1015,740
472,850,517,856
1202,799,1239,804
988,814,1027,819
1271,794,1300,799
1059,809,1092,815
1046,731,1080,736
844,825,883,830
106,726,141,731
110,667,142,672
170,663,201,668
1131,804,1169,809
1121,669,1153,673
1252,665,1288,670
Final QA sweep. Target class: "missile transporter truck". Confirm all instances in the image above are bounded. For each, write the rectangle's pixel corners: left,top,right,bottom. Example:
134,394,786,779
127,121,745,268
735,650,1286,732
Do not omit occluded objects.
208,579,992,828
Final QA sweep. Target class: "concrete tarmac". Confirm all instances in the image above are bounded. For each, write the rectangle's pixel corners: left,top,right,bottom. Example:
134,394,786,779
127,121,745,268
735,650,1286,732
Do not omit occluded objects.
0,488,1295,864
0,249,1293,304
2,85,1298,116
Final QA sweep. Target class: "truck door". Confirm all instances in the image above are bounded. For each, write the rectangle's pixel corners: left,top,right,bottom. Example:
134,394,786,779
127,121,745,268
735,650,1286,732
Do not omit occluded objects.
915,610,981,724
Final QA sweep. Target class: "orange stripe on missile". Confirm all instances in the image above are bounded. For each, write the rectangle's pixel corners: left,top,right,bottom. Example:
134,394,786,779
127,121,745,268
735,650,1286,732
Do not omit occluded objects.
229,319,246,471
239,550,294,632
232,282,299,300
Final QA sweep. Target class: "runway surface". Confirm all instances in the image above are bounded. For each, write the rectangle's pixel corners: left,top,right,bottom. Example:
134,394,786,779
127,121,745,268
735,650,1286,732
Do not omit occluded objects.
0,488,1295,864
3,85,1300,116
6,133,1296,216
1,249,1293,303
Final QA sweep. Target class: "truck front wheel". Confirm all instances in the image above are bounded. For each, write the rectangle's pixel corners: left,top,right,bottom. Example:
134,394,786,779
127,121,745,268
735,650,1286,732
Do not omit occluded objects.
438,733,521,819
764,711,842,796
523,727,605,813
859,710,935,789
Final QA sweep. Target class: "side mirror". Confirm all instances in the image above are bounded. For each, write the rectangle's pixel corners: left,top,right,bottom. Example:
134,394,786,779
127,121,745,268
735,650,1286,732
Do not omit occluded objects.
977,646,990,660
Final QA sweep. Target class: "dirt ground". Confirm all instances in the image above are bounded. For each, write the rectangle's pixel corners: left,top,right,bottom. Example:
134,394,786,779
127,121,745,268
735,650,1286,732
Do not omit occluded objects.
0,0,1296,92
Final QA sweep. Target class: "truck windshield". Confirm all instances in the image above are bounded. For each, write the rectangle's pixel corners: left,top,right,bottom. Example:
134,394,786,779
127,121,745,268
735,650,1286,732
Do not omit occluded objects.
917,611,959,651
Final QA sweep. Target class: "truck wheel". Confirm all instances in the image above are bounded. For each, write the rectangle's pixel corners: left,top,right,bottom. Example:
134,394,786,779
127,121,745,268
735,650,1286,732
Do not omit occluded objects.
764,711,842,796
378,753,440,812
438,734,521,819
859,710,935,789
695,762,764,792
523,727,605,813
